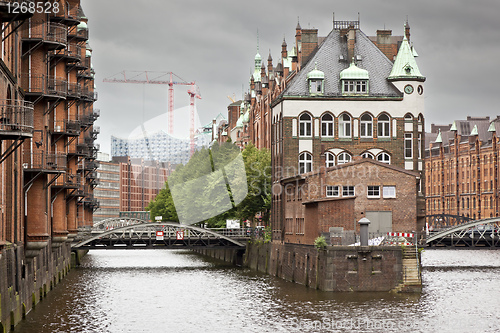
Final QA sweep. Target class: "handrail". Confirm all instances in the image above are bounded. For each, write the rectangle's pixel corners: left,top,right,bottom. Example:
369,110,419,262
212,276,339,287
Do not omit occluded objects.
21,20,67,45
0,99,34,135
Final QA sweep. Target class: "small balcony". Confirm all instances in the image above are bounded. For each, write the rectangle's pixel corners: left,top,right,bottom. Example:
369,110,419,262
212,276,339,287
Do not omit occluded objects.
50,3,83,25
67,83,81,99
67,143,89,157
51,43,81,62
23,151,66,173
21,21,67,49
0,99,34,139
50,119,81,137
83,195,99,210
68,24,88,41
79,87,95,101
79,159,99,171
21,74,67,99
52,172,81,189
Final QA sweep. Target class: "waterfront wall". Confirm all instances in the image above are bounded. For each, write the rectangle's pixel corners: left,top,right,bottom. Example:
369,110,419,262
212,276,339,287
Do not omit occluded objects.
0,244,72,333
195,242,407,292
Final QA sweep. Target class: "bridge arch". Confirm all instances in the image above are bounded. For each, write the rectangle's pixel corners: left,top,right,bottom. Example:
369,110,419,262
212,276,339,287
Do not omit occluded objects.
73,222,246,248
426,217,500,247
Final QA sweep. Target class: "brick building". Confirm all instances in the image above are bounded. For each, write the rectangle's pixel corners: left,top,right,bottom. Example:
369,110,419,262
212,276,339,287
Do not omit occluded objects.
93,160,120,222
267,18,426,243
425,116,500,220
1,1,98,329
282,159,420,244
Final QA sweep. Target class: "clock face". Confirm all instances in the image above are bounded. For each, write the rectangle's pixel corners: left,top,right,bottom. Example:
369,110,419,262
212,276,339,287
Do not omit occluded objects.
404,84,414,94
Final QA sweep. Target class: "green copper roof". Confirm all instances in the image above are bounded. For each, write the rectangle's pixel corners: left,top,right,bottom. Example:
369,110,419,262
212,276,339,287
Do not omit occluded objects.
470,124,478,136
235,115,244,128
435,129,442,143
388,26,424,81
307,63,324,80
85,49,91,57
340,59,369,80
243,110,249,123
77,21,88,31
488,122,496,132
450,121,457,131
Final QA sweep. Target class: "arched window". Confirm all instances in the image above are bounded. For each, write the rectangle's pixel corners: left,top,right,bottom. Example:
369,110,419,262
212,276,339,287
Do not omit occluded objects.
299,113,312,137
337,152,351,165
299,152,313,173
361,152,374,159
377,114,390,138
360,113,373,138
339,113,351,138
325,152,335,167
321,113,334,137
405,113,413,121
377,152,391,164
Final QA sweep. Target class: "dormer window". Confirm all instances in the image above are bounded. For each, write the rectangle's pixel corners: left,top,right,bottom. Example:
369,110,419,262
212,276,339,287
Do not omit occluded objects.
307,62,324,96
339,59,369,95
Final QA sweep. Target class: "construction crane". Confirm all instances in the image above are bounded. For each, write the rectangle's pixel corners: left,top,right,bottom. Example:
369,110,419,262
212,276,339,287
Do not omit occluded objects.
103,71,201,156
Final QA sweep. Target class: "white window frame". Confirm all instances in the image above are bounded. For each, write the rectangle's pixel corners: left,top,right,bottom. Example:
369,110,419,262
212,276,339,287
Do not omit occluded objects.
360,114,373,138
377,114,390,138
339,114,351,138
299,113,312,137
405,133,413,158
361,152,374,159
377,152,391,164
321,113,334,137
325,152,335,168
383,186,396,198
299,152,313,173
342,185,355,197
326,185,340,197
309,79,323,94
367,185,380,198
337,152,351,165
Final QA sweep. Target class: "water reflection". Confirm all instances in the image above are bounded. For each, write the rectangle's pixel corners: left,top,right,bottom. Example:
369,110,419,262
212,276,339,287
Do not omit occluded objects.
15,249,500,333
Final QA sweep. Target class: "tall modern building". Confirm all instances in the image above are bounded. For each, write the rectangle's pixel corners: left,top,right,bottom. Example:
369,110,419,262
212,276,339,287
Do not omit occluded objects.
0,1,98,329
425,116,500,220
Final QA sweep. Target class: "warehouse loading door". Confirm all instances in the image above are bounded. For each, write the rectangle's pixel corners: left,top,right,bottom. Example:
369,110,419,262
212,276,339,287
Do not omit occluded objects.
365,211,392,234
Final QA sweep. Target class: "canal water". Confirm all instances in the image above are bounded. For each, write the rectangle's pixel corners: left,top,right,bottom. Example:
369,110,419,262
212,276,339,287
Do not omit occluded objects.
14,249,500,333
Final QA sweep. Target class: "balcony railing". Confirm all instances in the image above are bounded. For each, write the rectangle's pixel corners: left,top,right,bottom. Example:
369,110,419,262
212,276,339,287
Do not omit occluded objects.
21,74,67,97
68,143,89,156
51,119,80,136
21,21,67,46
50,3,83,23
67,83,81,98
80,160,99,171
0,99,34,138
23,151,66,172
53,172,81,189
68,25,88,40
79,87,95,100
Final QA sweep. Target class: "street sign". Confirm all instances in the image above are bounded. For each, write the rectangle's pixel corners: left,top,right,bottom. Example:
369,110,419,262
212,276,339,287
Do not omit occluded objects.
155,216,162,221
176,230,184,240
156,231,164,240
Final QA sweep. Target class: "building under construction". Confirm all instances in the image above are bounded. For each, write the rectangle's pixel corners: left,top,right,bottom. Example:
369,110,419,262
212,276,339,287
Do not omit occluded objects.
0,1,98,330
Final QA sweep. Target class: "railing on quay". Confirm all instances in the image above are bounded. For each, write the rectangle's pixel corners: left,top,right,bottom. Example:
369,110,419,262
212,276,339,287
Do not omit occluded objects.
0,99,34,137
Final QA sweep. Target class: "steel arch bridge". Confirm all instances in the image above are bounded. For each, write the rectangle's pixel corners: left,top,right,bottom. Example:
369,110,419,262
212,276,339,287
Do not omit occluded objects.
426,217,500,247
425,214,472,231
73,219,247,250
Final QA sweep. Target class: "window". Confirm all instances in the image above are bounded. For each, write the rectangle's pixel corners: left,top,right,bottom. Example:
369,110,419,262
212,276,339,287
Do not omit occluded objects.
299,152,313,173
295,218,305,235
325,152,335,167
360,114,373,137
361,152,374,159
299,113,312,137
405,133,413,158
310,80,323,93
383,186,396,198
367,185,380,198
405,114,413,121
342,186,355,197
337,152,351,165
321,113,334,137
377,152,391,164
326,185,339,197
418,133,422,159
377,114,390,137
343,80,367,93
339,113,351,138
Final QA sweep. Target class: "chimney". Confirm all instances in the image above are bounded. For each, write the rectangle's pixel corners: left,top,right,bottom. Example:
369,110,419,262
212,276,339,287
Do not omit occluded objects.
300,28,318,66
347,28,356,63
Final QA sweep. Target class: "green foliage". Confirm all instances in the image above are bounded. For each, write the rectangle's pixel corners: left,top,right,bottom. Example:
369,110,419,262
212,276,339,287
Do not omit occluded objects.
314,236,328,250
146,142,271,228
263,225,272,243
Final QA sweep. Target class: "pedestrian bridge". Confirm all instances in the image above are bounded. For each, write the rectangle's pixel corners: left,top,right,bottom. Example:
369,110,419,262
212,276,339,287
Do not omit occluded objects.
426,216,500,247
73,218,250,250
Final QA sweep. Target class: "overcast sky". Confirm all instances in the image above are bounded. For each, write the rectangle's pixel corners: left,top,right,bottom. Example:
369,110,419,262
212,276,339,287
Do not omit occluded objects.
82,0,500,155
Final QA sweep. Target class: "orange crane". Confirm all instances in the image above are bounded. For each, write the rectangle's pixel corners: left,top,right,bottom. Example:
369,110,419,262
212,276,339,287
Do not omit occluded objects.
103,71,201,156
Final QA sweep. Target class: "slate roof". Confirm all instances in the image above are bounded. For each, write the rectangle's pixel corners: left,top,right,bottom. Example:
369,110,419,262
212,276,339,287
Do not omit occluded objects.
282,29,402,97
